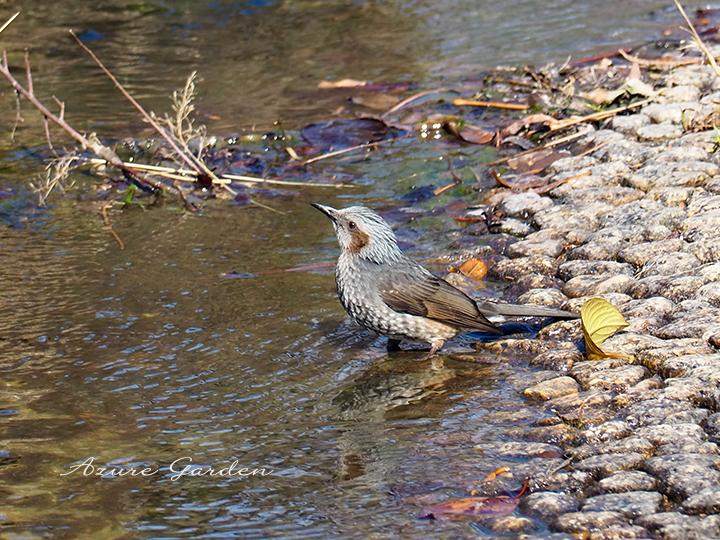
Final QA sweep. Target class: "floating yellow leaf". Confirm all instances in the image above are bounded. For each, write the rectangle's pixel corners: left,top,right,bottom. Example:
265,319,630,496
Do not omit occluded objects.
581,298,629,360
458,258,488,281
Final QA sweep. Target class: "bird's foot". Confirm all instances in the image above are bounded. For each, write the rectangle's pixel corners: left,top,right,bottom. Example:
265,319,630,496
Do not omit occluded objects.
420,340,445,362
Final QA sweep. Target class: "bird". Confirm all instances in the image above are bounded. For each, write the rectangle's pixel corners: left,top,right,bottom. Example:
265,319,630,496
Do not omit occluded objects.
312,203,578,356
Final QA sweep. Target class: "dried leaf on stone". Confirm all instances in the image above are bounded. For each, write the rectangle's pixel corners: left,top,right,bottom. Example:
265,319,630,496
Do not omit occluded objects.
581,298,630,360
507,148,564,173
318,78,367,89
501,114,556,137
458,258,488,281
444,120,495,145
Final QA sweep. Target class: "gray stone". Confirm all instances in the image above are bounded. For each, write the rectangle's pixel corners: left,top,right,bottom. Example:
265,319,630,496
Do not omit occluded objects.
637,123,683,142
683,486,720,514
522,491,579,520
500,191,555,216
574,452,646,475
554,511,629,533
598,470,658,492
499,217,532,237
518,287,569,308
612,113,650,137
582,491,663,518
492,256,558,279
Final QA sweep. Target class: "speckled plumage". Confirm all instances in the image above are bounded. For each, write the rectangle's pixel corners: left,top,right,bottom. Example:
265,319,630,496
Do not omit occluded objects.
312,204,578,354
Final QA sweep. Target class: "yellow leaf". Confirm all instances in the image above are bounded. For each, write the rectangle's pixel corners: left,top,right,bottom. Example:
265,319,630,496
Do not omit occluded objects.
580,298,629,360
458,258,488,281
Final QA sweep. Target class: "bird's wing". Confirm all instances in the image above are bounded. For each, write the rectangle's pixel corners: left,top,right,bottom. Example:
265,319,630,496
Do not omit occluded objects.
378,264,500,334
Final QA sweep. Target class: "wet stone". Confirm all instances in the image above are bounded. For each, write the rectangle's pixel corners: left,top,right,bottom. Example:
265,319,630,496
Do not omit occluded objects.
554,511,629,533
566,293,633,312
682,486,720,515
583,421,632,444
598,470,658,493
574,452,646,476
579,365,648,392
558,260,634,280
517,287,569,308
507,230,566,259
582,491,663,518
524,376,580,400
620,297,675,319
562,273,636,298
637,512,720,540
499,217,532,237
640,252,701,277
635,424,705,445
643,453,720,500
500,191,554,216
522,491,579,520
487,515,535,533
491,256,558,279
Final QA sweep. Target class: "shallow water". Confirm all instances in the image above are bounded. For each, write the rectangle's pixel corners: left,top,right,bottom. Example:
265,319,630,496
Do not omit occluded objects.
0,1,690,537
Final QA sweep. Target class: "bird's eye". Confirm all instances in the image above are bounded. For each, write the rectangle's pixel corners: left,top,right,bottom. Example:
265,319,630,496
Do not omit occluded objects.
347,221,357,230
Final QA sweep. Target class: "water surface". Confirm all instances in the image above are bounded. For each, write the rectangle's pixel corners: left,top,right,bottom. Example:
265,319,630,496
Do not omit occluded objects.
0,1,691,537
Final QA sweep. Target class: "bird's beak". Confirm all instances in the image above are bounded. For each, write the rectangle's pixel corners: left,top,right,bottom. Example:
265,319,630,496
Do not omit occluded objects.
311,203,339,222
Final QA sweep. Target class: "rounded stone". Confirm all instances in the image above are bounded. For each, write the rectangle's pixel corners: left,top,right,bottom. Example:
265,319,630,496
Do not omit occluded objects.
523,376,580,400
598,470,658,493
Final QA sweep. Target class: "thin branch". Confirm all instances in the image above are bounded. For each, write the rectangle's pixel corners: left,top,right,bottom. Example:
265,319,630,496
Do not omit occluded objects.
547,98,652,133
382,88,448,118
302,139,396,165
485,127,594,167
673,0,720,77
0,12,20,35
86,159,357,188
452,98,529,111
69,31,229,198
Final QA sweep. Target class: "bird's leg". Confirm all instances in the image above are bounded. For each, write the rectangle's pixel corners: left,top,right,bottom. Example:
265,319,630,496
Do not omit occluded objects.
386,338,402,352
421,339,445,361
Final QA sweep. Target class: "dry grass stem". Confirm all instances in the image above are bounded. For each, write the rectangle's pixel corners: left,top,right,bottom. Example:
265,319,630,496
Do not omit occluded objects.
673,0,720,77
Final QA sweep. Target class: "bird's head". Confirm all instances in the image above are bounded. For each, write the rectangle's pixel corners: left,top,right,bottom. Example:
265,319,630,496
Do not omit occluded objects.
312,204,402,264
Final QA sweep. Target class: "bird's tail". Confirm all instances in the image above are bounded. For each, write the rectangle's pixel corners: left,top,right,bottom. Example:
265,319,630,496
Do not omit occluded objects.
477,301,579,319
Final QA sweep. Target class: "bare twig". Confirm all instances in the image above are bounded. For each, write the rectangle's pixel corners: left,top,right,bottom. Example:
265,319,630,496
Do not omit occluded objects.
618,49,701,69
673,0,720,77
0,12,20,35
69,31,230,199
547,98,653,133
453,98,529,111
86,158,357,188
382,88,448,118
485,127,594,167
302,139,396,165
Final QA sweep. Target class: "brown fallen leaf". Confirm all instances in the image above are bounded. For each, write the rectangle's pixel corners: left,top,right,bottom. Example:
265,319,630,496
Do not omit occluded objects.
318,78,367,89
458,259,488,281
501,113,557,137
444,120,495,145
507,147,566,173
420,479,530,520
